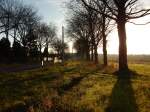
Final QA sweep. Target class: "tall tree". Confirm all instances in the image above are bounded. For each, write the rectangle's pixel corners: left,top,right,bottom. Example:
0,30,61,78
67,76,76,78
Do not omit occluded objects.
81,0,150,71
67,13,91,60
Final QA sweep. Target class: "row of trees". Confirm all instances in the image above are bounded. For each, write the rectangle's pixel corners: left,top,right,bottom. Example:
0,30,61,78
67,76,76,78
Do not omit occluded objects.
67,0,113,65
67,0,150,71
0,0,68,63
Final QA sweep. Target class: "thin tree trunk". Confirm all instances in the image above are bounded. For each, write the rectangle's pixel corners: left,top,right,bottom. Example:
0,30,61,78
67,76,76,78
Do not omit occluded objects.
103,34,107,66
94,45,98,64
14,28,17,42
6,14,10,39
91,45,94,61
85,40,90,60
46,42,49,62
102,16,108,66
86,48,90,61
40,44,42,61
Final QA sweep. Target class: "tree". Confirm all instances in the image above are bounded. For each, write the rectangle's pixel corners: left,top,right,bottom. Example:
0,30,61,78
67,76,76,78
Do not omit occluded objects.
97,3,113,66
67,0,112,64
66,1,93,60
12,41,27,62
51,38,68,60
81,0,150,71
67,13,91,60
0,37,11,62
73,38,89,59
0,0,16,38
25,28,39,60
44,23,56,61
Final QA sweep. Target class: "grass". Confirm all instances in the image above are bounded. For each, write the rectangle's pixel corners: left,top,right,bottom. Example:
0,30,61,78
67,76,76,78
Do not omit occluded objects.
0,61,150,112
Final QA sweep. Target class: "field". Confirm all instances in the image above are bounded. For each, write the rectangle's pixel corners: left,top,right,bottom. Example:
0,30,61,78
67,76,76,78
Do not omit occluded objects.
0,55,150,112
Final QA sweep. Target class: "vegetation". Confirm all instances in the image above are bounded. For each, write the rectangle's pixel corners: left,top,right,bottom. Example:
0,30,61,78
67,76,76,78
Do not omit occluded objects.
0,0,68,64
0,0,150,112
0,59,149,112
78,0,150,71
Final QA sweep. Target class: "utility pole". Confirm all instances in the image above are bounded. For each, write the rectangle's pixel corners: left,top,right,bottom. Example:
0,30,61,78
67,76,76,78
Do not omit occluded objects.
62,26,64,63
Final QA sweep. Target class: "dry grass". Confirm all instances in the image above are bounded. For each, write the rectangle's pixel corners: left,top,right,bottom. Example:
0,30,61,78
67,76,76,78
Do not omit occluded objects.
0,60,150,112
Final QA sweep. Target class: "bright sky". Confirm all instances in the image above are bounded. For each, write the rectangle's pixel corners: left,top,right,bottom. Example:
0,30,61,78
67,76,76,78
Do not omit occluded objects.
24,0,150,54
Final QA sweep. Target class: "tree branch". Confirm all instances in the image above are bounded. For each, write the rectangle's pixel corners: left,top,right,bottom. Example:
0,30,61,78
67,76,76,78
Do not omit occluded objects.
128,21,150,25
81,0,117,21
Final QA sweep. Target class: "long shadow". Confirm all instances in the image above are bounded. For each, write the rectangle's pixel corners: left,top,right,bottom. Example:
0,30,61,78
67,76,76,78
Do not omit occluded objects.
105,70,138,112
1,73,61,112
58,68,99,95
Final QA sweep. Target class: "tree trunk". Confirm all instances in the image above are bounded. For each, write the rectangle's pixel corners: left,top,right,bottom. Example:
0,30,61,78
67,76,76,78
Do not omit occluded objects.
85,40,90,60
46,43,49,62
94,45,98,64
117,20,128,71
91,45,94,61
102,16,108,66
6,14,10,39
40,44,42,61
86,47,90,61
103,34,107,66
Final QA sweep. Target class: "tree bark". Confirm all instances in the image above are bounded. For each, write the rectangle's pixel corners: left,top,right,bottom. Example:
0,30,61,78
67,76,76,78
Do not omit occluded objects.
86,47,90,61
102,16,108,66
103,34,107,66
94,45,98,64
117,18,128,71
91,45,94,61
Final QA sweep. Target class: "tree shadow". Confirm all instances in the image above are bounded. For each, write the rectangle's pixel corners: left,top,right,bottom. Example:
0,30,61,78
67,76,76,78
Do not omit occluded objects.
105,70,138,112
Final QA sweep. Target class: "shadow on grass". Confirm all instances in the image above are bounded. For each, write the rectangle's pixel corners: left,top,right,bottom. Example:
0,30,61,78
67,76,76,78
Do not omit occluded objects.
58,68,100,95
58,75,85,95
1,73,60,112
105,70,138,112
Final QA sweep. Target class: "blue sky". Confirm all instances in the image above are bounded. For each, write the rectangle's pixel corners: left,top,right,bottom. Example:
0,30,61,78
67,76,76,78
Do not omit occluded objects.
23,0,68,28
22,0,150,54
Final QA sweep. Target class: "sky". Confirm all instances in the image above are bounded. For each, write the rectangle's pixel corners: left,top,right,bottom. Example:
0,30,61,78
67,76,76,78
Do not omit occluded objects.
23,0,150,54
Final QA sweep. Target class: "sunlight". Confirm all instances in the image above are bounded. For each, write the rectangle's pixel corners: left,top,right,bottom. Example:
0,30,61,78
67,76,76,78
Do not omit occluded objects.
103,16,150,55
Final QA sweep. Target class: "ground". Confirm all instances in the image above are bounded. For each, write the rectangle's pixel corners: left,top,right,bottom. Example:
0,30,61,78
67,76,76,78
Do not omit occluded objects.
0,60,150,112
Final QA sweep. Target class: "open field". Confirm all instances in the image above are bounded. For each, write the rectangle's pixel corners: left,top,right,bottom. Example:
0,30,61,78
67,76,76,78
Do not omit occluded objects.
0,58,150,112
99,55,150,64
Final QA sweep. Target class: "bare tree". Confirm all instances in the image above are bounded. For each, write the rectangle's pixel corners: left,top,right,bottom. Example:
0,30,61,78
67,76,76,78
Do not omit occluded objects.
81,0,150,71
67,0,112,64
66,0,103,62
37,23,56,61
67,13,91,60
36,23,47,56
0,0,40,43
51,38,68,59
0,0,16,38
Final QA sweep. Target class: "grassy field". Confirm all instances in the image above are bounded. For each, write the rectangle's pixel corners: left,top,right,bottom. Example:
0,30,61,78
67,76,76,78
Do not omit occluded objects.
0,60,150,112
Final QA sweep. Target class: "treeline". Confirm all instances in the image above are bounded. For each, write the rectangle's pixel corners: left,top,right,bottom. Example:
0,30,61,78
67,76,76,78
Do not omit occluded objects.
67,0,113,65
0,0,67,63
66,0,150,71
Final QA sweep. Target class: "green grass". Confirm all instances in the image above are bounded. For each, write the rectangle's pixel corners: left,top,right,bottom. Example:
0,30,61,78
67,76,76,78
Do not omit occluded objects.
0,61,150,112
